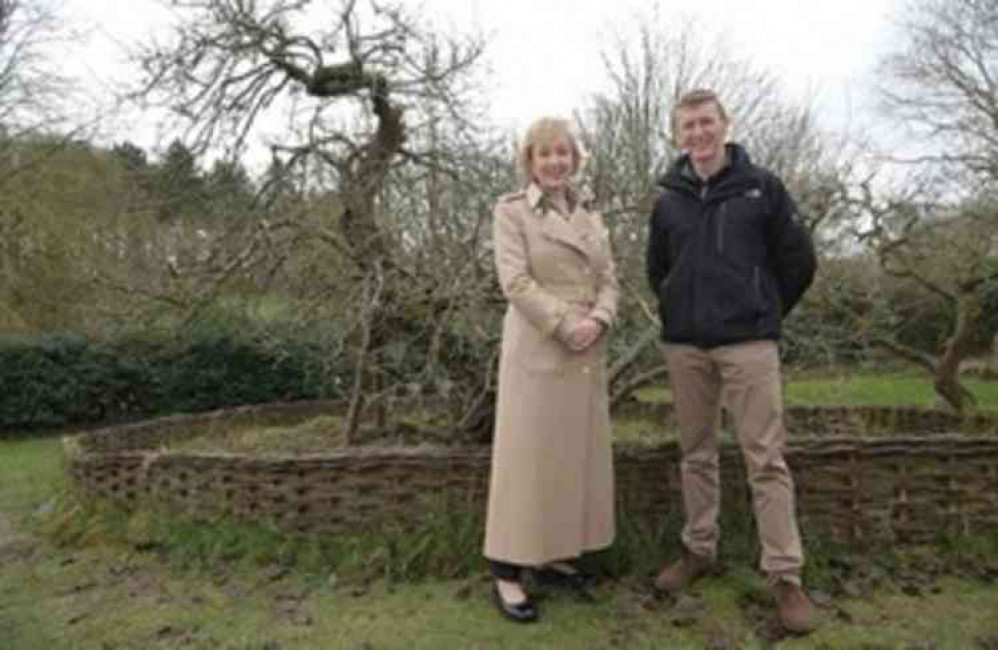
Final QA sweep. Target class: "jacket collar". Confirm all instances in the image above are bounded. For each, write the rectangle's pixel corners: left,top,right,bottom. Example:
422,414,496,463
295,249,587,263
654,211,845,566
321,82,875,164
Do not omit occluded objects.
660,142,752,190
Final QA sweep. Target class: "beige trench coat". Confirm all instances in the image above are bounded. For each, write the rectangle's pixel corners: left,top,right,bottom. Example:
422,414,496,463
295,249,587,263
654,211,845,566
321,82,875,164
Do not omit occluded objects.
484,183,619,566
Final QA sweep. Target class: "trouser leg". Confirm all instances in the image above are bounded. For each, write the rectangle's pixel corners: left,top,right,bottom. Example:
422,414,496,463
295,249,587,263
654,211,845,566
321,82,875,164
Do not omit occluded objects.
717,341,803,582
662,343,723,560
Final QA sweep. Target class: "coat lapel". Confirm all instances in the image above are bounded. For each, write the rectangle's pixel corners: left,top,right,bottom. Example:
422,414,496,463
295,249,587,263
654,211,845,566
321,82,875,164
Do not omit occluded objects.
526,184,590,259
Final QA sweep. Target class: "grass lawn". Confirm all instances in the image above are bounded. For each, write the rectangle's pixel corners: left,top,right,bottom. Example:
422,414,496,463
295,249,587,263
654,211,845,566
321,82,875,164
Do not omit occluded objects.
634,370,998,411
3,372,998,648
0,437,67,515
784,371,998,410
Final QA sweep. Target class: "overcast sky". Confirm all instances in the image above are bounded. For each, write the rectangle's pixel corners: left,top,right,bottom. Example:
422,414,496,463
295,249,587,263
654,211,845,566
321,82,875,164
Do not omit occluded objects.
60,0,907,153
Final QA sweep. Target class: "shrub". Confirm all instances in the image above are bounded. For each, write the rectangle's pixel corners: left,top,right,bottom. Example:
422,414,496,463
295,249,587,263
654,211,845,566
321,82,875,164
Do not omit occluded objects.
0,326,344,433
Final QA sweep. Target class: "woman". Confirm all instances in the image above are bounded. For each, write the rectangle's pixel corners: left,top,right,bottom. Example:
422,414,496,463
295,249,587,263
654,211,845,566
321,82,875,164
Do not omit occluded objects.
484,117,619,623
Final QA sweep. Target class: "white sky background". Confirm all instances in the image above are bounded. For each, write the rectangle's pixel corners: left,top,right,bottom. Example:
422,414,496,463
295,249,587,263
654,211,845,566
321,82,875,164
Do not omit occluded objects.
59,0,907,158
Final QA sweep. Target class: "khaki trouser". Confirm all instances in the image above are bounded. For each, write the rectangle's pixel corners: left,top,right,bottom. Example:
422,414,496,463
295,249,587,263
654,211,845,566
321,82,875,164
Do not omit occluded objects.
662,340,803,583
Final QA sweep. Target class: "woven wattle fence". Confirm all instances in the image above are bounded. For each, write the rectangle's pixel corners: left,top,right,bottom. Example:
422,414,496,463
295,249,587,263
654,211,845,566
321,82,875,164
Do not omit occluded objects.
64,400,998,543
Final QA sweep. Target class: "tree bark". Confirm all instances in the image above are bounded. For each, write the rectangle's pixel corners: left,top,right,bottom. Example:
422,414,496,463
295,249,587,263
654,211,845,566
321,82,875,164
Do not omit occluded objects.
933,293,980,413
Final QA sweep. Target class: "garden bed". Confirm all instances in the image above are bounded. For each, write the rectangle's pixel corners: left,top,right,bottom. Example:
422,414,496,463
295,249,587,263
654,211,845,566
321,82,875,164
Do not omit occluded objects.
64,399,998,543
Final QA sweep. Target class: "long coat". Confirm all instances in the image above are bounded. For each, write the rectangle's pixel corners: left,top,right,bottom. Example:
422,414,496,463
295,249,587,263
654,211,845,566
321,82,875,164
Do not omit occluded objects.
484,183,619,566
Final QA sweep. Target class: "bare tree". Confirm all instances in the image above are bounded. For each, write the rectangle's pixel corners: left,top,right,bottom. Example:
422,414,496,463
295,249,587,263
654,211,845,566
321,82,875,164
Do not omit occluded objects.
130,0,488,438
879,0,998,187
835,0,998,411
0,0,75,148
838,182,998,412
0,0,98,330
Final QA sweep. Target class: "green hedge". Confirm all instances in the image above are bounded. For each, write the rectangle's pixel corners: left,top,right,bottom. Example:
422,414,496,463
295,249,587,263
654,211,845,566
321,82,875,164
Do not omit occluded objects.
0,329,342,433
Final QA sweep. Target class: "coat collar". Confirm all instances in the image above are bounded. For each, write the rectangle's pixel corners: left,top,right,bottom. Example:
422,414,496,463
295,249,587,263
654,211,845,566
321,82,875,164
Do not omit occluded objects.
525,182,592,259
525,182,594,212
525,183,546,211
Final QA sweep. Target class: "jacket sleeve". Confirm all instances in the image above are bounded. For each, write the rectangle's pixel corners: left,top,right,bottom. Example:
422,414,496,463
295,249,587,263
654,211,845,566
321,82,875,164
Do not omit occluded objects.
646,197,671,297
493,199,569,337
588,215,619,328
765,175,817,317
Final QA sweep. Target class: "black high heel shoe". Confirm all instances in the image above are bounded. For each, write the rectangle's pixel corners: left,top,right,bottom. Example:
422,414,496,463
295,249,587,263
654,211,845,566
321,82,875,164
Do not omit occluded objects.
533,562,598,603
534,561,596,590
491,580,538,623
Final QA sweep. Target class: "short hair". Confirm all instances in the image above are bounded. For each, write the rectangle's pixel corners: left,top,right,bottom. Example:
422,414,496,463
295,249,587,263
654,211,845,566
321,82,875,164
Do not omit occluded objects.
671,89,729,139
517,117,584,186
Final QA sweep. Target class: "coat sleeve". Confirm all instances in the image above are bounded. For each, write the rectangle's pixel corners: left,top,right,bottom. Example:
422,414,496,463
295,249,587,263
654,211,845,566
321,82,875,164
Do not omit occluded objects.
493,199,569,337
588,214,619,328
765,175,817,317
646,196,671,297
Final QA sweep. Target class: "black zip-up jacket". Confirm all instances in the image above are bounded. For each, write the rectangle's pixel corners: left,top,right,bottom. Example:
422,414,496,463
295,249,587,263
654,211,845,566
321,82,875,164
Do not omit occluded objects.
646,143,816,348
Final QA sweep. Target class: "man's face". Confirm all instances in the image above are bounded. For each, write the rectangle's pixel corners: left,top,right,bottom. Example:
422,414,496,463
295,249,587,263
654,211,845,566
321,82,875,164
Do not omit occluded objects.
675,101,729,173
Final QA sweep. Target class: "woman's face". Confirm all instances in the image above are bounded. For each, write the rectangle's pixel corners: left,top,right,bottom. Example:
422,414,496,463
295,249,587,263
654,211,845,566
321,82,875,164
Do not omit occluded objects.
530,135,575,191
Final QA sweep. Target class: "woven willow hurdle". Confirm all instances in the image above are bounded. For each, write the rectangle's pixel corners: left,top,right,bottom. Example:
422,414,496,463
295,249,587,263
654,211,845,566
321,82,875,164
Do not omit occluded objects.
64,400,998,543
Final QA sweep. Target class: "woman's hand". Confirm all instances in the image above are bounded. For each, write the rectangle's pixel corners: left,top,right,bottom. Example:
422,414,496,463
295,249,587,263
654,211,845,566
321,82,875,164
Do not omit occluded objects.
564,317,605,352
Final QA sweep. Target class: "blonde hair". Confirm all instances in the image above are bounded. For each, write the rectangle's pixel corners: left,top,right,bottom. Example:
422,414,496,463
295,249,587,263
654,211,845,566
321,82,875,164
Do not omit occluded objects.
516,117,584,186
670,88,729,141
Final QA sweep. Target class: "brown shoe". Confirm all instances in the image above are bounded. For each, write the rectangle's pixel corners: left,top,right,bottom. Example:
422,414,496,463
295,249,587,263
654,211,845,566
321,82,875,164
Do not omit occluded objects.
653,550,714,594
772,581,816,634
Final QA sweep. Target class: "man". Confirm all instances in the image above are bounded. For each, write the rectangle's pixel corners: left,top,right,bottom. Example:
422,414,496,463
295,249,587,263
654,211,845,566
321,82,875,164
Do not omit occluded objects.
645,89,818,633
